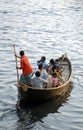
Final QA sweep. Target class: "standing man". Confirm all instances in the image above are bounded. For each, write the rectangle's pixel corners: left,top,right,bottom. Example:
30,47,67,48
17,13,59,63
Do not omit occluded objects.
15,50,34,85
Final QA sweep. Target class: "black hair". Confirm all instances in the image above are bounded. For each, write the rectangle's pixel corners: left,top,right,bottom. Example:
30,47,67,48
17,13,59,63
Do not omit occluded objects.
52,72,57,77
41,56,46,61
50,59,55,64
35,71,40,77
38,63,43,69
20,51,24,56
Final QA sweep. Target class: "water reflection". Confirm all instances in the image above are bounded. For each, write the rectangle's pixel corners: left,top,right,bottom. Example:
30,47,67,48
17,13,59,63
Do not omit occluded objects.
16,82,73,130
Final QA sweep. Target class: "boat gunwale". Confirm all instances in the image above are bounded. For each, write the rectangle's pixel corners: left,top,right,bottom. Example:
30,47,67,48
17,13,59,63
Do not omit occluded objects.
22,75,71,91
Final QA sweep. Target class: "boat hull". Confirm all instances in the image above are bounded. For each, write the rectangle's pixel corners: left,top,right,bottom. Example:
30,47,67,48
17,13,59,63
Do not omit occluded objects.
18,82,70,103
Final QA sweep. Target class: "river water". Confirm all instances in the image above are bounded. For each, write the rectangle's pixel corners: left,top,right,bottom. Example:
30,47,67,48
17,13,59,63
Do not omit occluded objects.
0,0,83,130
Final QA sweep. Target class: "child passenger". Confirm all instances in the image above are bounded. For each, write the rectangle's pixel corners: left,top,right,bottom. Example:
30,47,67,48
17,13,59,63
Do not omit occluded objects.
55,66,62,79
51,72,62,87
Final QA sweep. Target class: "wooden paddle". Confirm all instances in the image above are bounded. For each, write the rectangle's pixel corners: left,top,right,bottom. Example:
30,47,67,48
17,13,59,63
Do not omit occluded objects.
13,44,19,83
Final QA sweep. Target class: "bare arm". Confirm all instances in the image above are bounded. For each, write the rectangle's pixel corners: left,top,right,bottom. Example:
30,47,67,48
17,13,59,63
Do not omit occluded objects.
15,54,21,58
15,54,21,69
16,66,22,70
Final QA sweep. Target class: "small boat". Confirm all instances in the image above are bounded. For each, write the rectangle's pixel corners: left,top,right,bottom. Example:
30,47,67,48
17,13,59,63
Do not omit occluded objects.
17,54,72,104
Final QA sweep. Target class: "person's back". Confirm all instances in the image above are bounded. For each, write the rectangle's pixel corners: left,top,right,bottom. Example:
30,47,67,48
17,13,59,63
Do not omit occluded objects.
15,50,33,85
51,72,62,87
51,72,59,87
20,55,33,75
31,71,48,88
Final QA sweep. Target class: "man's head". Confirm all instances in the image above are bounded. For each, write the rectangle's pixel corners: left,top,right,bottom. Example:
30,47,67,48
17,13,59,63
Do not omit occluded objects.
38,63,44,70
41,56,46,61
35,71,41,77
50,59,55,65
20,51,24,56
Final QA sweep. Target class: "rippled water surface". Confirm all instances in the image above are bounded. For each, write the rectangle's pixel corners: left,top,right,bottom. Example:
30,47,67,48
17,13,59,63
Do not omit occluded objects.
0,0,83,130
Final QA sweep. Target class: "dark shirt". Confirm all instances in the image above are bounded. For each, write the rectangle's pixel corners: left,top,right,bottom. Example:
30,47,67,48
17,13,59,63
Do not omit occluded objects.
51,62,59,73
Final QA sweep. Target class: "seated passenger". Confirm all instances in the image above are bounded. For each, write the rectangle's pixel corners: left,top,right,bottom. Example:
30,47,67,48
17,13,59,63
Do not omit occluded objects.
46,66,52,88
49,58,60,74
55,66,62,79
38,63,48,79
51,72,62,87
46,66,51,75
37,56,48,69
31,71,48,88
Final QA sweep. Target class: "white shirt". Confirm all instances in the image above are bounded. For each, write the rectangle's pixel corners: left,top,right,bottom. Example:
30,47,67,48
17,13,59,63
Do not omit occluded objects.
31,77,48,88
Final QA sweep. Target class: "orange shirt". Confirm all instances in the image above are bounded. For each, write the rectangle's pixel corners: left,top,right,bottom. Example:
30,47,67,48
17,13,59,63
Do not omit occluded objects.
20,55,33,75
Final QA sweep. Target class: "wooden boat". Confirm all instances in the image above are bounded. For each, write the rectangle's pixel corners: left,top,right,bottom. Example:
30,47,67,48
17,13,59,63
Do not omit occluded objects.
17,54,72,104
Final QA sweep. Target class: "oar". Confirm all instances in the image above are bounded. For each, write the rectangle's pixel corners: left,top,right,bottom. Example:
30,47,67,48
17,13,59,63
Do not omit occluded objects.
13,44,19,83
